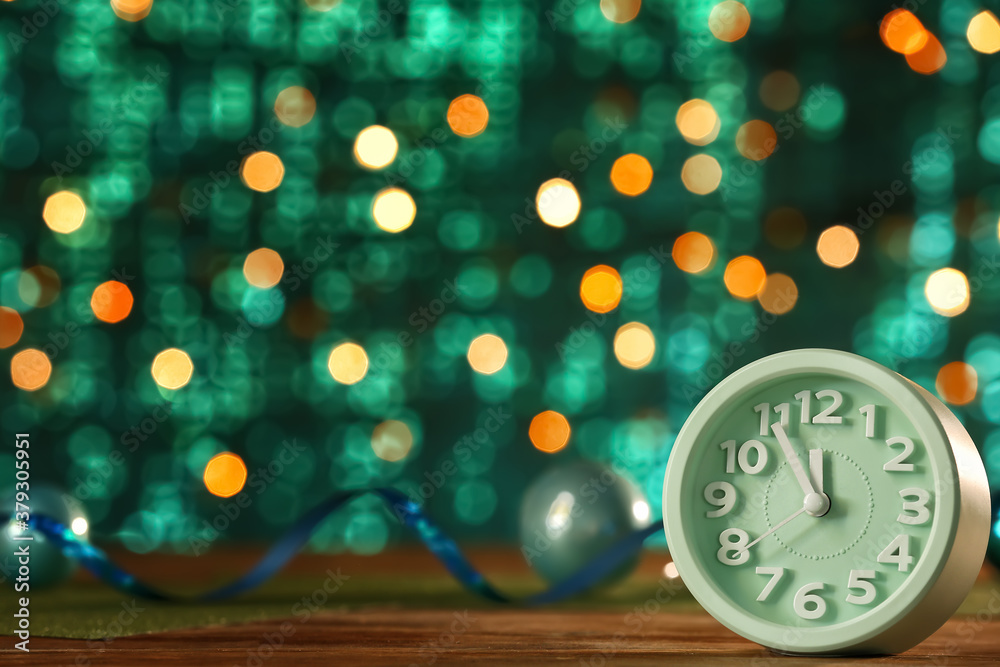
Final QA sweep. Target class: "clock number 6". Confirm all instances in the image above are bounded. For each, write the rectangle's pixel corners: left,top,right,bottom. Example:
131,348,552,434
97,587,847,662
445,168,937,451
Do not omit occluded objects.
793,583,827,620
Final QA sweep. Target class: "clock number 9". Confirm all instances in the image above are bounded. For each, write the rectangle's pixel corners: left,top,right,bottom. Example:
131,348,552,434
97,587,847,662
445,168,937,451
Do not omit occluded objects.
719,439,769,474
704,481,737,518
717,528,750,566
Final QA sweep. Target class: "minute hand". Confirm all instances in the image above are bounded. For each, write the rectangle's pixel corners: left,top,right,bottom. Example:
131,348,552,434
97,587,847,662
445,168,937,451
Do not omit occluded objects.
771,423,817,498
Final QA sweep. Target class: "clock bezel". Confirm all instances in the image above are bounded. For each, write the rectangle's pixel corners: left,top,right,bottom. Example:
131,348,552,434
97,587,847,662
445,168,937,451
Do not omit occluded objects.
663,348,988,654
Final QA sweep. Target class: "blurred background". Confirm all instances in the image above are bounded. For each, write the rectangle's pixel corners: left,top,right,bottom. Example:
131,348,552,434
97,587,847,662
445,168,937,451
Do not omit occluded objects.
1,0,999,559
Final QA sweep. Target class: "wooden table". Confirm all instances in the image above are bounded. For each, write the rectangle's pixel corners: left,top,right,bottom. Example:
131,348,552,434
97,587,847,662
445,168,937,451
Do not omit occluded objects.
3,548,999,666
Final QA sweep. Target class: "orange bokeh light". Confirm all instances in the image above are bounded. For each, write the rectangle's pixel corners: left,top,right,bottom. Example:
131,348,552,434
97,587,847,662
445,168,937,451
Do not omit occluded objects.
11,349,52,392
274,86,317,128
724,256,766,299
610,154,653,196
529,411,571,453
580,265,623,313
936,361,977,406
709,1,750,42
906,32,947,75
880,10,929,55
91,281,134,323
0,307,23,349
203,453,248,498
447,95,489,138
736,120,777,161
241,152,285,192
672,232,716,274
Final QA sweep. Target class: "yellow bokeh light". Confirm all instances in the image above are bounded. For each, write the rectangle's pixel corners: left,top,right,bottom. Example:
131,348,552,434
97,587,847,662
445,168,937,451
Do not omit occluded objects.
447,95,489,138
580,265,623,313
817,225,860,268
467,334,508,375
936,361,978,406
328,342,369,384
681,154,723,195
241,151,285,192
203,453,248,498
11,349,51,392
152,348,194,390
529,410,571,454
724,256,766,300
42,191,86,234
610,154,653,196
736,120,777,161
91,281,134,324
672,232,716,274
354,125,399,169
757,273,798,315
111,0,153,21
274,86,317,128
968,11,1000,54
614,322,656,370
371,420,414,462
372,188,416,233
536,178,581,228
0,307,24,349
675,99,720,146
880,9,929,55
243,248,285,288
925,268,970,317
759,70,800,112
709,1,750,42
600,0,640,23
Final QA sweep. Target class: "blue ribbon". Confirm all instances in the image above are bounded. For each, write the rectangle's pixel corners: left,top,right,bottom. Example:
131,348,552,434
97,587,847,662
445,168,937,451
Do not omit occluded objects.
21,488,664,604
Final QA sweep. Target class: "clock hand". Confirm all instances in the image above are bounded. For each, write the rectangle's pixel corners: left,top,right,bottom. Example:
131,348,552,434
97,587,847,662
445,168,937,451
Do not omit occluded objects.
738,506,806,553
771,423,816,498
809,449,823,494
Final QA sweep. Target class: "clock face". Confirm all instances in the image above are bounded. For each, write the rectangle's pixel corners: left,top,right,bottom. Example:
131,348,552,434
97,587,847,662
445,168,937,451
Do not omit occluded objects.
663,349,987,654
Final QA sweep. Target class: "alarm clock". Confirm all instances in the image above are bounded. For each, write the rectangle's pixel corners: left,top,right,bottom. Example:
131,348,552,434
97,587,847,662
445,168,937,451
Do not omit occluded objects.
662,348,989,655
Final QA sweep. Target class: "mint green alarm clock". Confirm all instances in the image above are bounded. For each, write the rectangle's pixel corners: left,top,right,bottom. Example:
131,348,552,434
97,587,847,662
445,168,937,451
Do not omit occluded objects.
663,349,990,655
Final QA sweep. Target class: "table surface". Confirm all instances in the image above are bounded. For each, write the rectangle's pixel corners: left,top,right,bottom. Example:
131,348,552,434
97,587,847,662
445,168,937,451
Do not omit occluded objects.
3,548,1000,666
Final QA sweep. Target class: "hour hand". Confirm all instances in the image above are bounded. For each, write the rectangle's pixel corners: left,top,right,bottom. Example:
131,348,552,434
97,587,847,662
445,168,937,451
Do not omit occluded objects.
809,449,824,494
